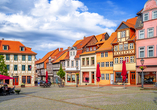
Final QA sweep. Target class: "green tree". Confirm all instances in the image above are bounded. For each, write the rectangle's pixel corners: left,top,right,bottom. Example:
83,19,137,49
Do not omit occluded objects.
0,55,8,76
57,63,65,79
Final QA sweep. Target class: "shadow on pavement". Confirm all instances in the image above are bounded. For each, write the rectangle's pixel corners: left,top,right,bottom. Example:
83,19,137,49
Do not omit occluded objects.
153,91,157,105
0,92,36,104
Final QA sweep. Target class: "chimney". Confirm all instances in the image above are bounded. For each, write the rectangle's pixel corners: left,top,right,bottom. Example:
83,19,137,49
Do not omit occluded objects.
2,38,4,40
60,48,63,51
102,34,105,41
68,47,71,50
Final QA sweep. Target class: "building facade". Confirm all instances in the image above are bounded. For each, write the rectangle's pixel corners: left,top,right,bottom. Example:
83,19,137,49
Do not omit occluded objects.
0,40,37,86
135,0,157,85
112,17,137,85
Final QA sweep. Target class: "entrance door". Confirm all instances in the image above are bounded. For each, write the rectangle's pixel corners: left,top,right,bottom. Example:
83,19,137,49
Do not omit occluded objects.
92,72,94,83
13,76,19,85
110,74,114,84
130,72,136,85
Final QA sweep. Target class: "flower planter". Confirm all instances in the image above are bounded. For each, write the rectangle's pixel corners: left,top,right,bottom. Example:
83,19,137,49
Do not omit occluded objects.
21,85,25,88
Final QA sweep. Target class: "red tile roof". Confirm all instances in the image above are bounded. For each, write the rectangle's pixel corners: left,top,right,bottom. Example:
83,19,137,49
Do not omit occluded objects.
75,50,82,59
0,40,37,55
52,49,68,63
95,32,107,42
63,51,69,60
53,51,68,63
73,39,83,47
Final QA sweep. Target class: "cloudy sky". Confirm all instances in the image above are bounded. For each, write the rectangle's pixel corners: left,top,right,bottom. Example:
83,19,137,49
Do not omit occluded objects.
0,0,147,59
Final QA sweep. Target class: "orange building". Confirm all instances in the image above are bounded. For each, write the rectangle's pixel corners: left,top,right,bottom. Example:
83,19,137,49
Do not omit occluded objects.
96,32,117,85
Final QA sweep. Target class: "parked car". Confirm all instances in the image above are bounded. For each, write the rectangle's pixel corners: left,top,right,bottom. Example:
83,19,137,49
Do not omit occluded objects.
40,80,51,88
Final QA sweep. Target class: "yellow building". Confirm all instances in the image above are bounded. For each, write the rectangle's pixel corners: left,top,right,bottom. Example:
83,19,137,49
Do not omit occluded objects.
112,17,137,85
96,32,117,85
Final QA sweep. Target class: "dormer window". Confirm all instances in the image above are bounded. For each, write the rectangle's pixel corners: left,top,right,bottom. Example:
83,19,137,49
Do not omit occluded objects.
20,47,25,51
90,47,92,51
143,13,149,21
86,48,89,52
3,45,8,50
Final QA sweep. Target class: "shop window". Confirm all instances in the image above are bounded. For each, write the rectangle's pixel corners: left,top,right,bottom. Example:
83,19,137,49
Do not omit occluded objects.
138,72,156,84
22,76,26,84
67,74,71,82
6,54,10,60
72,75,75,83
83,72,89,83
101,74,105,80
5,79,9,84
27,76,31,84
22,55,26,61
116,72,128,83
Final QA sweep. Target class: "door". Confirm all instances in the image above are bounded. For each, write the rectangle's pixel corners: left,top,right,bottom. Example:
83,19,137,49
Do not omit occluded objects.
130,72,136,85
13,76,19,85
92,72,94,83
110,74,114,84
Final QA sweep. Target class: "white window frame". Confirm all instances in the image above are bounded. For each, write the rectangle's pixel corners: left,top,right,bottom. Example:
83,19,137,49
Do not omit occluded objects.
121,31,125,38
114,46,118,51
119,44,123,51
125,57,129,63
76,60,78,67
70,52,72,56
139,30,145,39
152,10,157,19
147,27,154,38
124,44,128,50
115,58,118,64
101,53,104,57
130,43,134,49
120,57,123,64
147,45,154,57
130,56,134,63
139,47,145,58
143,12,149,21
73,51,75,56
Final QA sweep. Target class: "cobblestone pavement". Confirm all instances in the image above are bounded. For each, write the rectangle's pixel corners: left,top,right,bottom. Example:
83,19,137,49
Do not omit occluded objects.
0,86,157,110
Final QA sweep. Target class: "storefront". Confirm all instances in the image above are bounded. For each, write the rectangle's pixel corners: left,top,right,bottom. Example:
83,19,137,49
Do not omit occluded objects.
65,71,79,85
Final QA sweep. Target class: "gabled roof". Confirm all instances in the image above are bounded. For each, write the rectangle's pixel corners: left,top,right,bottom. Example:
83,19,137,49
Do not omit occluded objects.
96,32,117,52
80,51,95,56
95,32,107,42
73,39,83,47
53,51,68,63
63,51,69,60
0,40,37,55
75,50,82,59
115,17,138,32
36,49,59,64
52,49,68,63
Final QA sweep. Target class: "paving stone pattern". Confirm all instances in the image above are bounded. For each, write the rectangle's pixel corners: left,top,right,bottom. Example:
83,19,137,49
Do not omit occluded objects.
0,86,157,110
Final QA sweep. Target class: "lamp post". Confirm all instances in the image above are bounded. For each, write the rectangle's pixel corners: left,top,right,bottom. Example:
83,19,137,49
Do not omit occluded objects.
76,66,79,87
140,58,144,88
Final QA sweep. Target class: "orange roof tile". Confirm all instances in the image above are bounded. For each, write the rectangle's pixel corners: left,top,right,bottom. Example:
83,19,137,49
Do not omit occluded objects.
80,51,95,56
52,49,68,63
53,51,68,63
36,49,59,64
0,40,37,55
73,39,83,47
63,51,69,60
95,32,107,42
96,32,117,52
75,50,82,59
126,17,138,26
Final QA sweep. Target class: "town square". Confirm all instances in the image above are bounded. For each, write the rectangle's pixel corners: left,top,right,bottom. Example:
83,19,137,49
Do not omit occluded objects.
0,0,157,109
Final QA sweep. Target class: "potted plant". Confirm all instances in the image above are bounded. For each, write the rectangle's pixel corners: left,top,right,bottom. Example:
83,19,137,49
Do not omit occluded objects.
21,83,25,88
15,89,21,95
138,65,146,70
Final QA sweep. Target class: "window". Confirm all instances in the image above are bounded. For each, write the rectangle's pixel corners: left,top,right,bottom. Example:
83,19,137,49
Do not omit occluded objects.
148,46,154,57
139,47,145,58
6,54,10,60
72,75,75,82
22,76,26,84
3,45,8,50
130,43,134,49
22,55,26,61
143,13,149,21
124,44,128,50
93,47,96,51
121,31,125,38
76,60,78,67
101,53,104,57
139,30,145,39
7,65,10,71
101,62,104,67
101,74,105,80
106,74,109,80
67,61,69,67
82,58,85,66
91,57,94,65
20,47,25,51
120,57,123,63
14,65,18,71
105,52,108,57
147,28,154,38
152,10,157,19
73,51,75,56
27,76,31,84
28,55,32,61
22,65,25,71
110,62,113,67
71,61,74,67
67,74,71,82
125,57,129,63
14,55,18,61
106,62,109,67
115,58,118,64
114,46,118,51
70,52,72,56
86,58,89,65
86,48,89,52
28,65,31,71
90,47,92,51
119,45,123,51
130,56,134,63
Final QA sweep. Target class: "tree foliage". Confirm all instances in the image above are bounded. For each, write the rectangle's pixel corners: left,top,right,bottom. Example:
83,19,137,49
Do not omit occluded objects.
0,55,8,76
57,63,65,79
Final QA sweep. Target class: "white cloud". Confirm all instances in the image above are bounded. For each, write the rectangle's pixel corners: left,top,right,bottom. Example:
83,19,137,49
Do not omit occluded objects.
0,0,117,58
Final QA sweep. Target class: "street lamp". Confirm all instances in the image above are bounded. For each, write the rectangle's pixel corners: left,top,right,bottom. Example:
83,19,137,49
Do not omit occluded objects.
76,66,79,87
140,58,144,88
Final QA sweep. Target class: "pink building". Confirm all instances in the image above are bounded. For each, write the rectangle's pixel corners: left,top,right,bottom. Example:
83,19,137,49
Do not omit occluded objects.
135,0,157,85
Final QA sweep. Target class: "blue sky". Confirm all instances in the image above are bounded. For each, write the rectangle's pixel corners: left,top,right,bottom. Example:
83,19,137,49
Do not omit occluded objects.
0,0,147,59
